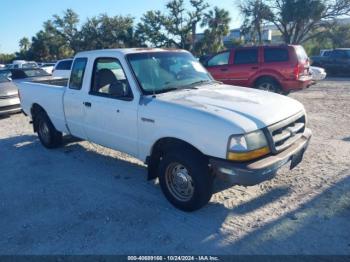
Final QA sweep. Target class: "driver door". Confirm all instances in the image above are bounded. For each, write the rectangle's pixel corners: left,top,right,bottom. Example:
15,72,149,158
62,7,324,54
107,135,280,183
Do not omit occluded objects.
83,57,138,157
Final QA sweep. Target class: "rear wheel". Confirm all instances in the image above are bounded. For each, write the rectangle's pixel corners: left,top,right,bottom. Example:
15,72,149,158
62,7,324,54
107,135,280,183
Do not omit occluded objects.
35,112,62,148
255,78,282,94
158,149,213,212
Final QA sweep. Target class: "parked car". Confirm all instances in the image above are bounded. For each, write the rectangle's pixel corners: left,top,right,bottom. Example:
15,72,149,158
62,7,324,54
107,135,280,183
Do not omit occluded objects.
320,49,333,57
0,68,51,116
203,45,313,95
311,48,350,75
17,48,312,211
7,60,39,69
0,70,21,116
40,63,55,74
52,59,73,78
310,66,327,81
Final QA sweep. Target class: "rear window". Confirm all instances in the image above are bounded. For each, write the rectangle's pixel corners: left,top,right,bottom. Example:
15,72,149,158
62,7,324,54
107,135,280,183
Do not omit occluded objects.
295,46,308,62
234,49,258,64
264,48,289,63
55,60,73,70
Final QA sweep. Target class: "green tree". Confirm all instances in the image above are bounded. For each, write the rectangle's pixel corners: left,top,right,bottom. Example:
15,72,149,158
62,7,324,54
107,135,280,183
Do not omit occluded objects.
265,0,350,44
0,53,16,64
326,23,350,48
198,7,231,54
239,0,273,44
19,37,31,52
79,14,140,51
136,0,208,50
135,11,169,47
52,9,80,52
163,0,193,48
188,0,209,50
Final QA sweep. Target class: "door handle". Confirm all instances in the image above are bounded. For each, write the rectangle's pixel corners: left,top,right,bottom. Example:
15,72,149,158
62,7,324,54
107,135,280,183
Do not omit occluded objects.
220,68,229,72
251,66,259,70
83,102,92,107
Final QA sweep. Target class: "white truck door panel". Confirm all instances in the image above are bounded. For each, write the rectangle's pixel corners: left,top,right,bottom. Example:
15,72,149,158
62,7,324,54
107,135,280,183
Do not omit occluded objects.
82,57,138,157
83,96,138,157
63,57,89,139
64,89,87,139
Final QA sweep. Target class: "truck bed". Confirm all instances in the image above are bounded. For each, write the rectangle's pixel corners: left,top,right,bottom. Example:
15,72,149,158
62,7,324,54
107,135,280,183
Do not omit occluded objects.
31,77,68,87
17,78,69,134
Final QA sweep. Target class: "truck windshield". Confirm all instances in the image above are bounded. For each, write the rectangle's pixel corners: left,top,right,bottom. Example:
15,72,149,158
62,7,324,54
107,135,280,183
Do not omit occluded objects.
127,51,213,95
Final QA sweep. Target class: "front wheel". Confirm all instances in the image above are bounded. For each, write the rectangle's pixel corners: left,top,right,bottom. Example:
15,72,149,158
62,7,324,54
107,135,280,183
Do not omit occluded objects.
158,149,213,212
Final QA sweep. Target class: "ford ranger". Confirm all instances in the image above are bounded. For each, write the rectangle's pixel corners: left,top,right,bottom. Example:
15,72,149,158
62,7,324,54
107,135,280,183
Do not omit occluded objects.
17,48,312,211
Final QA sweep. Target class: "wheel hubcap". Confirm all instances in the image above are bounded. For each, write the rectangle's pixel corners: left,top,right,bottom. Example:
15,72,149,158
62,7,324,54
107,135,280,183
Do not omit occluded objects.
258,82,274,92
39,120,50,144
165,163,194,202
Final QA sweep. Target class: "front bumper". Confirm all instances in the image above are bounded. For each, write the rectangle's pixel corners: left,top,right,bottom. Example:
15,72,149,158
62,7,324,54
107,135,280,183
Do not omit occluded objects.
0,96,21,116
210,128,312,186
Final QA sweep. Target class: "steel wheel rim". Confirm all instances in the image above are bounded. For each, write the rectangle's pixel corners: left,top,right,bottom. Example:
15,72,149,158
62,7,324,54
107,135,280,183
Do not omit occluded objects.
165,162,194,202
258,82,274,92
39,120,50,144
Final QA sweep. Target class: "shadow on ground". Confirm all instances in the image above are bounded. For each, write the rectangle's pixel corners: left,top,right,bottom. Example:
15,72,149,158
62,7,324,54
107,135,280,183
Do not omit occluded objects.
0,134,349,254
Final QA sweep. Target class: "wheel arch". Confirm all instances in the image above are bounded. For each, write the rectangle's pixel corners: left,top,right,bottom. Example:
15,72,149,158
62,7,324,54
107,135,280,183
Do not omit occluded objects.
253,75,281,88
147,137,206,180
30,103,47,132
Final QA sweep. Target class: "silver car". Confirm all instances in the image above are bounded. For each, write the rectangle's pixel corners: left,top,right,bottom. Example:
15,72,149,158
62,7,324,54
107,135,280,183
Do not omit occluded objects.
0,70,21,116
0,68,51,116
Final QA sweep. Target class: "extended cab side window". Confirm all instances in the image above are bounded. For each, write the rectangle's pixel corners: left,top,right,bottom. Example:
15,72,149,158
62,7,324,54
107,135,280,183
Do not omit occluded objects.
264,48,289,63
69,58,88,90
90,57,132,100
234,49,258,64
207,51,230,66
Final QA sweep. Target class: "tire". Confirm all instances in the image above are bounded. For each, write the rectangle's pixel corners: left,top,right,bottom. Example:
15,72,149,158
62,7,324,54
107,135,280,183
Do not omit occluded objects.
158,148,213,212
255,77,282,94
35,111,62,149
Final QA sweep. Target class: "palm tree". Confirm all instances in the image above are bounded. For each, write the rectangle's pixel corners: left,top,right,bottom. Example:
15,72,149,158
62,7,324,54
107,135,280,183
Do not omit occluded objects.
200,7,231,53
239,0,273,44
19,37,31,52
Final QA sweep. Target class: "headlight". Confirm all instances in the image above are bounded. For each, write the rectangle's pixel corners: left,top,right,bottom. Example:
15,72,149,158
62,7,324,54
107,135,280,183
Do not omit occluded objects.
227,130,270,161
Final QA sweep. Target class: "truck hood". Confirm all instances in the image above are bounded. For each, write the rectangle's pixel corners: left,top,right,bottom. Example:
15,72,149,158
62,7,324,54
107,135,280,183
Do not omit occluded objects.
156,84,304,132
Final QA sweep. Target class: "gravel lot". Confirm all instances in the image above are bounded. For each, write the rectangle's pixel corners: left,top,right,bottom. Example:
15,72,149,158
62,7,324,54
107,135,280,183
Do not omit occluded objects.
0,78,350,255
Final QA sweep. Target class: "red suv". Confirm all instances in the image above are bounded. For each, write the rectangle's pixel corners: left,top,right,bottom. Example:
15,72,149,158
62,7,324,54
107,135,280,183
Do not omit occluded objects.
204,45,312,94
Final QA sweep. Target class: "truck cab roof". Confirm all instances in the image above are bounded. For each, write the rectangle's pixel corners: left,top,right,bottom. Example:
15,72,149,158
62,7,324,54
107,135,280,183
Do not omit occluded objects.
75,48,188,57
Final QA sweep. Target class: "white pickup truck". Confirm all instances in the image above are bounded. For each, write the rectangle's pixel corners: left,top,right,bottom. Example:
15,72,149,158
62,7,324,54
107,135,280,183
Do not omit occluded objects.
18,48,312,211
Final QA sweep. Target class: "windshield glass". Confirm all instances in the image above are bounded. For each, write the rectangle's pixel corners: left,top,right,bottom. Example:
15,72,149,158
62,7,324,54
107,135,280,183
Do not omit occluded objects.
0,70,11,82
127,51,213,95
23,69,50,77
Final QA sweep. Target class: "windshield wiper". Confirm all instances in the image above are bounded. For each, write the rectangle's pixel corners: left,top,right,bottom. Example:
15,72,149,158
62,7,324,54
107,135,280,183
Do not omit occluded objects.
186,80,212,87
185,79,222,88
151,79,221,96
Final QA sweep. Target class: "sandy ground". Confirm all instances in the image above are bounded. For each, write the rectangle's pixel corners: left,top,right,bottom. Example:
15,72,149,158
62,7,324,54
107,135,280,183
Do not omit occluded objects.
0,78,350,255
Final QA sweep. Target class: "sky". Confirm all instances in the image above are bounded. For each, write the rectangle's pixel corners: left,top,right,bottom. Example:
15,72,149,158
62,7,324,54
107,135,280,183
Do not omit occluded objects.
0,0,242,54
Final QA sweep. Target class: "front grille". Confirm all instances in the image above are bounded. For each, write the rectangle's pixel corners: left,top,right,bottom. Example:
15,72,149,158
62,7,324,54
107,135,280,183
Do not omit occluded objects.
268,112,306,153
